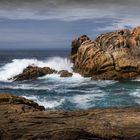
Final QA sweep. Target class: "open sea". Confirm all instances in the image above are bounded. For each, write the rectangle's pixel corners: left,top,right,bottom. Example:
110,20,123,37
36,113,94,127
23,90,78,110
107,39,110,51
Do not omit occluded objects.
0,49,139,111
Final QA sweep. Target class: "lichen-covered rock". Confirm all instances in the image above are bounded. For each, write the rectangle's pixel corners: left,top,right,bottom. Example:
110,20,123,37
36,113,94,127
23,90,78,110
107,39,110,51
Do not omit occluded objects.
71,27,140,80
13,66,57,81
0,93,140,140
58,70,73,77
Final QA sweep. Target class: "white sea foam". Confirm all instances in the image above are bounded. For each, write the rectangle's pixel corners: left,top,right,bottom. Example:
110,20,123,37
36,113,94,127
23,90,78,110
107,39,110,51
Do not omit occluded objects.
23,92,105,109
0,57,72,82
43,57,72,72
0,84,51,91
130,92,140,98
95,80,117,87
23,95,65,109
37,99,65,109
130,89,140,104
71,92,105,109
39,72,89,83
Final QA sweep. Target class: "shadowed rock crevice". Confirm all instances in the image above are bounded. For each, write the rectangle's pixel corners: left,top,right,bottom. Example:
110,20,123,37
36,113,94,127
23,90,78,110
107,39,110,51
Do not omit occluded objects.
71,26,140,80
0,93,140,140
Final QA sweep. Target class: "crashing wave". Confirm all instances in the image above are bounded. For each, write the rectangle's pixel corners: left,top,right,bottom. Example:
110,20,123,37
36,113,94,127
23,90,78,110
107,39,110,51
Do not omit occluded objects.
0,57,72,82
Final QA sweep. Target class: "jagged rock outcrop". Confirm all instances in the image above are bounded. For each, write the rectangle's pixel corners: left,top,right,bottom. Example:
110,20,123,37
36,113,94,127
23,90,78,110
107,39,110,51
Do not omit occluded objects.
58,70,73,77
71,27,140,80
12,66,73,81
13,66,57,81
0,93,140,140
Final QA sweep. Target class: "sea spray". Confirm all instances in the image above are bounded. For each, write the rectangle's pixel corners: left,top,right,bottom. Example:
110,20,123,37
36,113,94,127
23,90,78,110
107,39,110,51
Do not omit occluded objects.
0,57,72,82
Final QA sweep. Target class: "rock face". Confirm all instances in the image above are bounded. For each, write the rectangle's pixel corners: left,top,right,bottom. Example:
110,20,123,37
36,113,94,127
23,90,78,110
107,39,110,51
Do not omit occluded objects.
58,70,73,77
0,93,140,140
71,35,90,63
71,27,140,80
13,66,57,81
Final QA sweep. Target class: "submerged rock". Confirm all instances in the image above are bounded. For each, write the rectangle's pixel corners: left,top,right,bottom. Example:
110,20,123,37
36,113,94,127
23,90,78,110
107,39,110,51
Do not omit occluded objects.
0,93,140,140
58,70,73,77
13,65,57,81
71,27,140,80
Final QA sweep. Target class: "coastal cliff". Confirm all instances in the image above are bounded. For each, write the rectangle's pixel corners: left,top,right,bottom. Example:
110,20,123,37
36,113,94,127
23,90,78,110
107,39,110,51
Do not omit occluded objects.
0,93,140,140
71,27,140,80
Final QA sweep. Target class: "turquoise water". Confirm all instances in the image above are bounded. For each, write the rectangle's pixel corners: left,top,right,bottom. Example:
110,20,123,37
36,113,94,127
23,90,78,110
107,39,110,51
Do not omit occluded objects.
0,50,139,111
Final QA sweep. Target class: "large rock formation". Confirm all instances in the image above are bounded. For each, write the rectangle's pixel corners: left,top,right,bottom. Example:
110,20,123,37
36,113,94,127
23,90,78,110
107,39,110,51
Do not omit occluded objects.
0,93,140,140
71,27,140,80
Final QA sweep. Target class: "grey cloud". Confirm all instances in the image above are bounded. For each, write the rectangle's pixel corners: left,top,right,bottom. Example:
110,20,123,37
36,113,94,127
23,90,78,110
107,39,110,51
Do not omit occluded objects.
0,0,140,49
0,0,139,28
0,0,140,5
0,0,140,10
0,1,131,19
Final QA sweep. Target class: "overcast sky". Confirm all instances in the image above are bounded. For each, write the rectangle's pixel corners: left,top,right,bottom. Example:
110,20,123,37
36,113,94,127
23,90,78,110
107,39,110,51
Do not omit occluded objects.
0,0,140,49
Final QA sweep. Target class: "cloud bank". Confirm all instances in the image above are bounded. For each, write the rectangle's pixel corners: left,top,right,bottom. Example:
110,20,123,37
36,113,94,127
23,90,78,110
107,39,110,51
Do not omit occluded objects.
0,0,139,29
0,0,140,49
0,0,138,19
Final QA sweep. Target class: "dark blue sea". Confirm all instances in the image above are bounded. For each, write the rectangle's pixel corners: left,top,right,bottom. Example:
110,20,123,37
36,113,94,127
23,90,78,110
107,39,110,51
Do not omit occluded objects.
0,49,139,111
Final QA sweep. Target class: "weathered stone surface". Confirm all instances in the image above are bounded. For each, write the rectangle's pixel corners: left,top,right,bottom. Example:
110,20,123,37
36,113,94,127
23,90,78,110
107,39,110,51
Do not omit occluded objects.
58,70,73,77
0,93,140,140
13,66,57,81
0,93,45,112
71,27,140,80
71,35,90,63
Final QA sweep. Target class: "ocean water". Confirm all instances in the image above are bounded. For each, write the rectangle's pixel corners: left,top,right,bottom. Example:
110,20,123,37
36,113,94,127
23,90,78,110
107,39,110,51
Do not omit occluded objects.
0,49,139,111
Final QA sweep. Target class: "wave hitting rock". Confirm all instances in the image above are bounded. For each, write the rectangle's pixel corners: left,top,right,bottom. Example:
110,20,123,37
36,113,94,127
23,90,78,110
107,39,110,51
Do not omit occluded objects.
0,93,140,140
71,27,140,80
12,65,73,81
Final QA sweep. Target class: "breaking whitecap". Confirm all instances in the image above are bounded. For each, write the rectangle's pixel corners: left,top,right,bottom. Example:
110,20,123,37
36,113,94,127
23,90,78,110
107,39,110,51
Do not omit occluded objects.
0,57,72,82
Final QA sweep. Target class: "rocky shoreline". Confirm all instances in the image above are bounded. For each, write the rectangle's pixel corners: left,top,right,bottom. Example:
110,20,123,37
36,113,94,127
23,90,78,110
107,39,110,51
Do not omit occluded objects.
0,93,140,140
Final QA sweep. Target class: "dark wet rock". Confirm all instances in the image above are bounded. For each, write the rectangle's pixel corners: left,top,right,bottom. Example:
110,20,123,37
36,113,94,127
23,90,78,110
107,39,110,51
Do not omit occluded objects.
13,66,57,81
0,93,140,140
58,70,73,77
71,27,140,80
